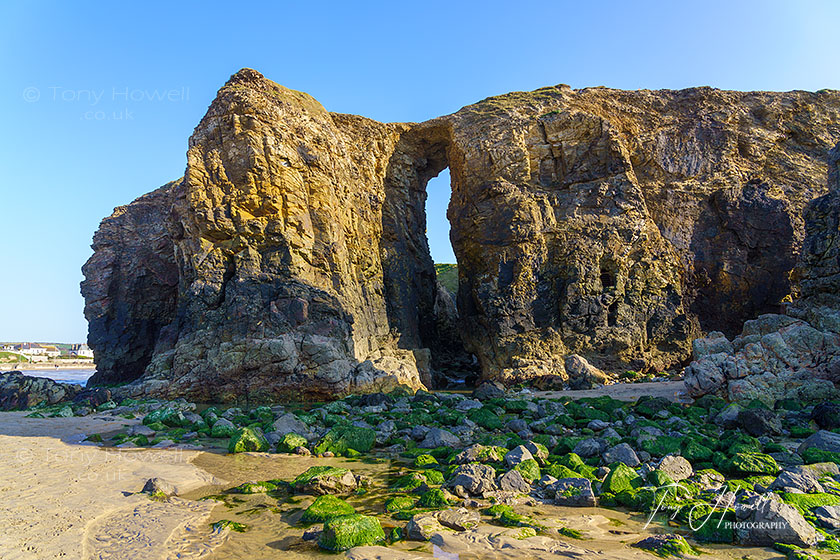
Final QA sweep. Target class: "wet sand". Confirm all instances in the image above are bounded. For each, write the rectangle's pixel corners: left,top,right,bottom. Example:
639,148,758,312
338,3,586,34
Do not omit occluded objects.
0,412,224,559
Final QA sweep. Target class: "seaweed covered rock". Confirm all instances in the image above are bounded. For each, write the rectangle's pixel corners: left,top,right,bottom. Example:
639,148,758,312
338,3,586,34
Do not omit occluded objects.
318,514,385,551
227,427,269,454
314,426,375,455
301,495,354,523
631,534,699,558
0,372,81,410
293,466,358,495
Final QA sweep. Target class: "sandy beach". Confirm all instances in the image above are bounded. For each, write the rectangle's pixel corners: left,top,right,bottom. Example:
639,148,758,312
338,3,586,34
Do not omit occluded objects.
0,413,225,560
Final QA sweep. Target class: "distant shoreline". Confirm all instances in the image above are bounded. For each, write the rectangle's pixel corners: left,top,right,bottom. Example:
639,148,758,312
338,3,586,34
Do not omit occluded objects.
0,362,95,371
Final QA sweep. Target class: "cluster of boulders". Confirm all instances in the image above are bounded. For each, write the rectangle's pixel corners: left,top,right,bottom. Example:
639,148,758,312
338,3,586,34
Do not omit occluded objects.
684,315,840,405
20,382,828,556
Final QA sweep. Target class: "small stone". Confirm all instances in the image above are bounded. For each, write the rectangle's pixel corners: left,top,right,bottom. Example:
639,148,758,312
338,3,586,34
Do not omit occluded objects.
437,508,480,531
142,477,176,496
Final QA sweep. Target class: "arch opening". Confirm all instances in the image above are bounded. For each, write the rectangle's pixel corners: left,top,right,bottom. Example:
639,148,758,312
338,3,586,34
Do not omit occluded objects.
423,167,480,389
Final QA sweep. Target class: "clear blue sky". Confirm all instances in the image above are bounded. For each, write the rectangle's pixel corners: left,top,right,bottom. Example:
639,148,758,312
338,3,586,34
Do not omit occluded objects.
1,1,838,343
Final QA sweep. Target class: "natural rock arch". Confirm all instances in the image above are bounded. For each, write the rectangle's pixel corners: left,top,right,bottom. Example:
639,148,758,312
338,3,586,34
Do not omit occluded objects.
81,69,840,401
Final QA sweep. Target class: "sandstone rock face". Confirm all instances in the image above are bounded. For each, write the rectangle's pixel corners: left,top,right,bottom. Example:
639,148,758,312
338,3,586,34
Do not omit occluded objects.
685,144,840,404
82,69,840,400
440,88,839,381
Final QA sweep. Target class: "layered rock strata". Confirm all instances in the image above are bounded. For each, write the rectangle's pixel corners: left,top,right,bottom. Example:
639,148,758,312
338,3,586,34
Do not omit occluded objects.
82,69,840,400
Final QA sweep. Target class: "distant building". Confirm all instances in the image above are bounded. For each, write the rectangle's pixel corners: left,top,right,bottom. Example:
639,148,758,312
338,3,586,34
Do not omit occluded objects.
70,343,94,358
16,343,46,356
41,345,61,358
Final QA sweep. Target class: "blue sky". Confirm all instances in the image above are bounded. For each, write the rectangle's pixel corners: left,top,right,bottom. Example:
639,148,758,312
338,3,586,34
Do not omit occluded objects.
1,1,838,343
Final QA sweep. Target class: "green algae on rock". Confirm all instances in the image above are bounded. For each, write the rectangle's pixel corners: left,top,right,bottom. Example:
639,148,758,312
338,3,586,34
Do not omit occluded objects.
317,514,385,551
300,495,355,523
314,426,375,455
227,427,269,454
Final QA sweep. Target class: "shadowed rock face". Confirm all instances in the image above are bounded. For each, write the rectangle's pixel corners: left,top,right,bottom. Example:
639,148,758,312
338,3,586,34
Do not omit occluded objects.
81,183,179,385
82,69,840,400
684,144,840,404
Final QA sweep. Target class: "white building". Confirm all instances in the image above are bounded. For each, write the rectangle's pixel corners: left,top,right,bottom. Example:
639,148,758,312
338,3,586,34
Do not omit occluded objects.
70,343,94,358
16,343,46,356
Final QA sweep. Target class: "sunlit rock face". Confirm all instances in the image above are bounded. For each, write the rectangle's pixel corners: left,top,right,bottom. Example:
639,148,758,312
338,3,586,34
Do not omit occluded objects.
82,69,840,400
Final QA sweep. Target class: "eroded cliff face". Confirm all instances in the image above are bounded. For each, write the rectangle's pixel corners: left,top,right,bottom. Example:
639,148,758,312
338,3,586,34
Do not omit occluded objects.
440,87,838,381
81,182,179,385
83,69,840,400
684,144,840,404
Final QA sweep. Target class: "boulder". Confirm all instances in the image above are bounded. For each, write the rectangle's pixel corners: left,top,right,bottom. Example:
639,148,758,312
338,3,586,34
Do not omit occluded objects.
419,428,461,449
738,408,782,437
602,443,640,467
437,508,480,531
658,455,693,482
813,505,840,530
735,496,817,547
812,402,840,430
405,512,447,541
447,464,498,496
564,355,608,390
770,467,825,494
798,430,840,455
472,381,505,400
498,470,532,494
551,478,596,507
293,466,358,495
504,445,534,468
272,413,315,440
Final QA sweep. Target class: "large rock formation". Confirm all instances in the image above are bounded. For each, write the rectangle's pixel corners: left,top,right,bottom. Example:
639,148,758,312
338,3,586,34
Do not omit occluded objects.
81,182,179,385
685,144,840,404
82,69,840,401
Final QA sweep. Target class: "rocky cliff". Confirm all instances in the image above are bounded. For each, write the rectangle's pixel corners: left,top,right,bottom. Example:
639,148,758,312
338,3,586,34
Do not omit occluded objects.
685,144,840,404
83,69,840,401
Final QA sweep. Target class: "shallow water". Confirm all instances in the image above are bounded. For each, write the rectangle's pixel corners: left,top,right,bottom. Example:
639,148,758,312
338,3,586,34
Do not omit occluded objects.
179,451,789,560
16,368,94,385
